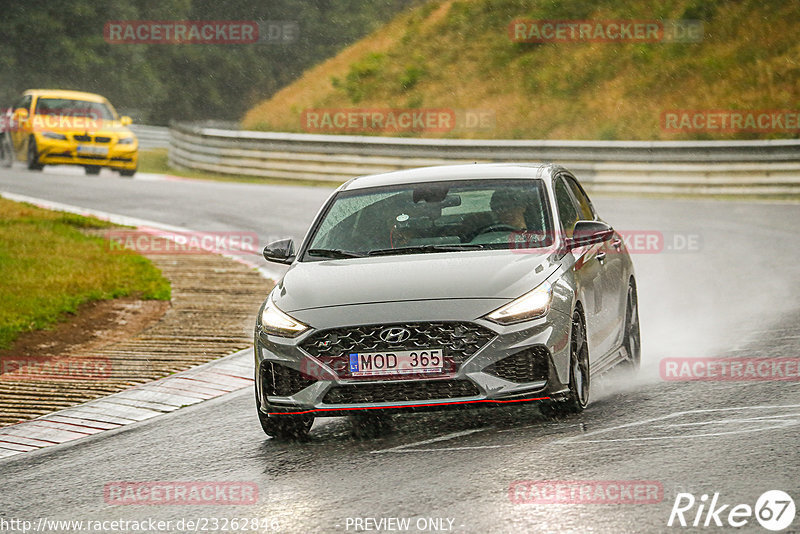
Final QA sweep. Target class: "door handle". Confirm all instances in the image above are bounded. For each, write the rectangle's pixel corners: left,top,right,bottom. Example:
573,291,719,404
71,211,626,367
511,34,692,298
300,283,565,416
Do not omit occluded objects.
596,251,606,264
612,238,622,250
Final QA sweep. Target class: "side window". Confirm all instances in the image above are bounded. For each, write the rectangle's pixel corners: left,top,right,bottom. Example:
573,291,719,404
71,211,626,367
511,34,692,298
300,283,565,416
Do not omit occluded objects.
565,175,594,220
554,177,579,236
14,95,31,112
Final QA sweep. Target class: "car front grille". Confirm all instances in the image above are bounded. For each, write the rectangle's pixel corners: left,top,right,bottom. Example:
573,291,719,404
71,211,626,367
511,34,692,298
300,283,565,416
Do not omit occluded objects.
94,136,111,143
485,347,549,383
322,379,480,404
260,361,316,397
73,134,92,142
300,322,496,377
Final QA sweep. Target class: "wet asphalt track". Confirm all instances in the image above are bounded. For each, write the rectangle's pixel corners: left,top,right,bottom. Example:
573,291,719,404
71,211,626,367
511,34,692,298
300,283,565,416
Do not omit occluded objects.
0,166,799,533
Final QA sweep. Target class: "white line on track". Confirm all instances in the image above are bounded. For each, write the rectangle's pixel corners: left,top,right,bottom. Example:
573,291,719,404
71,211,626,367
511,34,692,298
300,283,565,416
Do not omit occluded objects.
371,428,511,454
554,403,800,444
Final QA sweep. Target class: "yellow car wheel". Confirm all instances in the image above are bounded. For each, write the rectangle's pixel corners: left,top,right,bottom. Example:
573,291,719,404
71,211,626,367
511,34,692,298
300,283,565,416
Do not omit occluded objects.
27,137,43,171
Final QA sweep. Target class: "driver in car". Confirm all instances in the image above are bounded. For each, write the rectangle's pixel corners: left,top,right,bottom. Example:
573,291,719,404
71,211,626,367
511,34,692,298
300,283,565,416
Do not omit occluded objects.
490,189,528,229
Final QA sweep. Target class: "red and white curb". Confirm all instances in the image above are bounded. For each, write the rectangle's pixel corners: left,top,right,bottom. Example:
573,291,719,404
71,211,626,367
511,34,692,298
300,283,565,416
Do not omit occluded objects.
0,348,253,459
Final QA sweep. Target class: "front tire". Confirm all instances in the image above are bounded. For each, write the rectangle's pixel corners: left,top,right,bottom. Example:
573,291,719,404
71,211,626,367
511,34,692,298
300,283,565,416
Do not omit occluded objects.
119,168,136,177
540,310,590,416
27,138,43,170
84,166,101,175
256,393,313,440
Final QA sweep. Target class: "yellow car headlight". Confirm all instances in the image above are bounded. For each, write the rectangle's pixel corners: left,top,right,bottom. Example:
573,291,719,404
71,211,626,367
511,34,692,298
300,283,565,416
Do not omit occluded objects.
42,131,67,140
485,281,553,325
118,136,135,145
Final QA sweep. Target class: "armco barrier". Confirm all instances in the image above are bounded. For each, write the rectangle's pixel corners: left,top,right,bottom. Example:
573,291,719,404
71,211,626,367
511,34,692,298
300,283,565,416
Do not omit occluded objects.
168,122,800,195
130,124,170,150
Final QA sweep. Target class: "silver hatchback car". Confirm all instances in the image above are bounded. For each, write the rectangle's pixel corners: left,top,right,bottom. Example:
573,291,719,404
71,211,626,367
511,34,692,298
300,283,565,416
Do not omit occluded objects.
255,164,640,438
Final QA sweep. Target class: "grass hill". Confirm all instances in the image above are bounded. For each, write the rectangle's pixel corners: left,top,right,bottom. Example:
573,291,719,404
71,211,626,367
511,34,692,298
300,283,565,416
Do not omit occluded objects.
242,0,799,140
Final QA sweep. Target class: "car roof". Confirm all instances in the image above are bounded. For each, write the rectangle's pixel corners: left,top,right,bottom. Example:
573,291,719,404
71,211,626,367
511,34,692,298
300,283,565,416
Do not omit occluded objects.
340,163,562,191
23,89,108,103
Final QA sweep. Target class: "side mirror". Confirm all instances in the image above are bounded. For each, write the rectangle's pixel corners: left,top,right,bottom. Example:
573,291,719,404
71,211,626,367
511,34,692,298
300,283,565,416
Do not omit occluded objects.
120,116,132,126
567,220,614,249
263,238,295,264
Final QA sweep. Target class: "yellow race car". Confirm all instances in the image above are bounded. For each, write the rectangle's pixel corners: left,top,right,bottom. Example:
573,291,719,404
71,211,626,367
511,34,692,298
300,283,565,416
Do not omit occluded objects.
5,89,138,176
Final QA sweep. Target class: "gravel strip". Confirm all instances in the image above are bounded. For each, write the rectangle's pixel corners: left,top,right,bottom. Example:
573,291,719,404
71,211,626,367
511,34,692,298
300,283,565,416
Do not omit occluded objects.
0,237,273,427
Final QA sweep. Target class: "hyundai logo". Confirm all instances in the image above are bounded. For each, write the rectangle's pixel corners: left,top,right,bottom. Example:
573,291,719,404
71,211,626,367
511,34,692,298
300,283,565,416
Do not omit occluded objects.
379,327,411,344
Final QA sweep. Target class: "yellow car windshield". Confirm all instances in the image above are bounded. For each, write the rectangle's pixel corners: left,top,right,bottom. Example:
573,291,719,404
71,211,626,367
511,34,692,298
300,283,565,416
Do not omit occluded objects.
34,98,116,121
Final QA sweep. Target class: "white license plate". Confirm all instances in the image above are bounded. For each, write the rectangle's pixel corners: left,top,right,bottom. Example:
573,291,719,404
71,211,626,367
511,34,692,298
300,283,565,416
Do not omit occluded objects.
77,145,108,156
349,348,444,377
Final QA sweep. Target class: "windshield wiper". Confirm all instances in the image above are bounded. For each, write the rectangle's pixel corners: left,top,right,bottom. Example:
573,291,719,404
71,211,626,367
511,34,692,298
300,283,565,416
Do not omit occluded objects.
306,248,366,259
366,244,488,256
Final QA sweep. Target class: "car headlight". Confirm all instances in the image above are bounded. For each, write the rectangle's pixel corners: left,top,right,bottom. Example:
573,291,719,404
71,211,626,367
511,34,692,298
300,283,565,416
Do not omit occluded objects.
260,297,309,337
485,281,553,324
42,131,67,140
117,136,135,145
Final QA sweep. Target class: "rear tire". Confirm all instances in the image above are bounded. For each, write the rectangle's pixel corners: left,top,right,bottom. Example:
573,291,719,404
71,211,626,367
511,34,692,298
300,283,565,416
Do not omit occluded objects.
119,168,136,177
256,392,313,440
27,138,43,170
84,166,101,175
540,310,590,417
620,280,641,372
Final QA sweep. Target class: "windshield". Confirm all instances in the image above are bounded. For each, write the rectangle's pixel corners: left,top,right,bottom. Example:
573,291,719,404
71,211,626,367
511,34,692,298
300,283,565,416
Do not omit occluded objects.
34,98,117,120
304,179,552,259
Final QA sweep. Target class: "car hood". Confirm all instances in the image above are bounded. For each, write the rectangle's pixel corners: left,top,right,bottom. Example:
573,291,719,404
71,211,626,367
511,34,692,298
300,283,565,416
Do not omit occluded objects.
273,250,559,312
32,117,133,136
79,122,134,135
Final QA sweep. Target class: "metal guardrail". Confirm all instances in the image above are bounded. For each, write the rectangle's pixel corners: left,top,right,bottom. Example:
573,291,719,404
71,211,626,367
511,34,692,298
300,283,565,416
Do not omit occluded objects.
168,122,800,195
131,124,170,150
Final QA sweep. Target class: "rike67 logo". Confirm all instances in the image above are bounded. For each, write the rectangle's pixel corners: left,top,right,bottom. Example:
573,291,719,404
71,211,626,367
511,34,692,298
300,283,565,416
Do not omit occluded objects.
668,490,796,531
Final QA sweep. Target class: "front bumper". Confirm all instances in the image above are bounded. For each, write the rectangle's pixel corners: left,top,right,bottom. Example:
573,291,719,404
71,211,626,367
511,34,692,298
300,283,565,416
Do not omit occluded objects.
254,309,573,417
35,136,138,170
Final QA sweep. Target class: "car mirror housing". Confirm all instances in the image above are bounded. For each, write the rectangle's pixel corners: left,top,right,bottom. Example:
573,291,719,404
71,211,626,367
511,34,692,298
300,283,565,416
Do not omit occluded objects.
567,220,614,249
120,116,132,126
263,238,296,264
